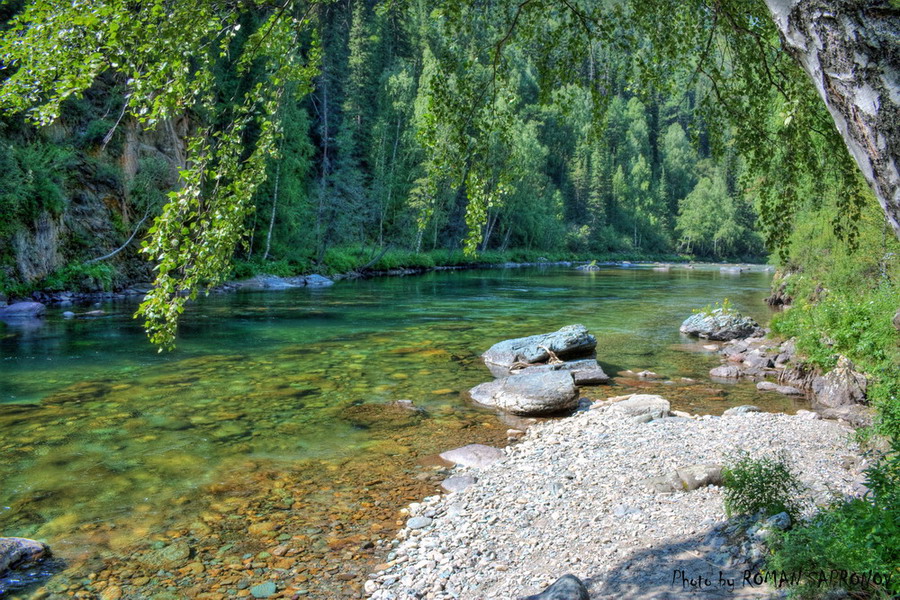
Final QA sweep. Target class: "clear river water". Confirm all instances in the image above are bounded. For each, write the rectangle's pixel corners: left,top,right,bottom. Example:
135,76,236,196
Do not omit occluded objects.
0,264,804,599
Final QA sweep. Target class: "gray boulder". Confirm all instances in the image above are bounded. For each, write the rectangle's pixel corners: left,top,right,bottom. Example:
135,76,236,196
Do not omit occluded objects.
469,371,579,416
815,356,867,408
680,308,762,341
439,444,504,468
0,302,46,319
710,364,744,379
894,308,900,332
0,537,50,575
482,325,597,377
522,575,589,600
610,394,671,419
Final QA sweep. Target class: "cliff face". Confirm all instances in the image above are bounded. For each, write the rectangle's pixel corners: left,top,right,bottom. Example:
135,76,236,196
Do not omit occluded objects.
1,96,186,293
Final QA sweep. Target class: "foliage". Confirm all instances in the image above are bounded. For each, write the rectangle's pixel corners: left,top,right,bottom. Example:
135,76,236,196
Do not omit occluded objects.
43,262,115,292
695,297,735,317
767,447,900,599
722,451,805,521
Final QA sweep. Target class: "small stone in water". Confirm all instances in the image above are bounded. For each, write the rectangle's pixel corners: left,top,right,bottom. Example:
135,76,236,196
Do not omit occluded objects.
250,581,277,598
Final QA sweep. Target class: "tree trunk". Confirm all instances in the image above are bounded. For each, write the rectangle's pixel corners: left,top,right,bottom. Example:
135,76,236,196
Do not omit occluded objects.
263,159,281,262
763,0,900,239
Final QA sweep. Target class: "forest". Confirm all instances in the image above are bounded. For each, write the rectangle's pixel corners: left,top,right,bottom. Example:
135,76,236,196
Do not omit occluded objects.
0,0,772,304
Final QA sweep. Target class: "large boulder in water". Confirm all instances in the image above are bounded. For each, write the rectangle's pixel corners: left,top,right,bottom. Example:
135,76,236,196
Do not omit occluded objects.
0,302,45,319
680,308,762,341
482,324,597,377
0,537,50,576
469,371,579,416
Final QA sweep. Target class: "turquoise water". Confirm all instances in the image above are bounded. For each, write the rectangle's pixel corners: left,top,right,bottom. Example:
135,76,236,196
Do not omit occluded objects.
0,265,797,598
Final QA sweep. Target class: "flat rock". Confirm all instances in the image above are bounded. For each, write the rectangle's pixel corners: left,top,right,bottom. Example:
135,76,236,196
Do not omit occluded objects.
680,308,762,341
439,444,504,468
441,475,477,493
469,371,579,416
522,574,590,600
0,302,46,319
482,325,597,377
610,394,670,419
675,464,724,490
515,358,609,385
0,538,49,575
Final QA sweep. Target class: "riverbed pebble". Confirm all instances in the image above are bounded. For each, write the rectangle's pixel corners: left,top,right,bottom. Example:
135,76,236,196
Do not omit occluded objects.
367,403,863,599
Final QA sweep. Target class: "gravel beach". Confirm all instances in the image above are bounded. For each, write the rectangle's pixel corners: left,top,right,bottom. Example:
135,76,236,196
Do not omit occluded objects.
366,401,866,600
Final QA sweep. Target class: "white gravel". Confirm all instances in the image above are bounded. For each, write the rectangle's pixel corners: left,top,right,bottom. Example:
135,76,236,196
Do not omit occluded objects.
366,401,866,600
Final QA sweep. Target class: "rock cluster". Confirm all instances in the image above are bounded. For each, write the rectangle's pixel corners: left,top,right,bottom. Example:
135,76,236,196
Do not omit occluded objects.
710,335,872,426
365,401,863,600
680,308,763,341
470,326,609,416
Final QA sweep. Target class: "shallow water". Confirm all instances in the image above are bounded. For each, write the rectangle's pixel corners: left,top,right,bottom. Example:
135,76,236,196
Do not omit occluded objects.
0,265,801,598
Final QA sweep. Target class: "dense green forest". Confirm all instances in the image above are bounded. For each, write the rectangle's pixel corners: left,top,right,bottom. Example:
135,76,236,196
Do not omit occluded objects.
0,0,772,300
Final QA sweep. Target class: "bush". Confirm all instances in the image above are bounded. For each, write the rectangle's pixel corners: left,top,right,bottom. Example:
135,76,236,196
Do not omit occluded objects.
722,451,805,521
43,262,115,292
767,447,900,599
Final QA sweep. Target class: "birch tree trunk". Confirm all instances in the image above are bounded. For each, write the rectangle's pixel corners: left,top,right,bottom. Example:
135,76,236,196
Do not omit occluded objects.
763,0,900,238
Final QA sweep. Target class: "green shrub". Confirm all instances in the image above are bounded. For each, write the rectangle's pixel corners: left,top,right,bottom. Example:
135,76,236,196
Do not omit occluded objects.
43,262,115,292
767,447,900,599
722,451,805,521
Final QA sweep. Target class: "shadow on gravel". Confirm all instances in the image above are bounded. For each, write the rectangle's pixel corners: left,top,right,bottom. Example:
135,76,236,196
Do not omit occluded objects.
582,526,771,600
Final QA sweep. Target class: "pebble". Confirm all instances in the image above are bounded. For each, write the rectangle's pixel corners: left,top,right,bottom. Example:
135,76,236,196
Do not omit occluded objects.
249,581,276,598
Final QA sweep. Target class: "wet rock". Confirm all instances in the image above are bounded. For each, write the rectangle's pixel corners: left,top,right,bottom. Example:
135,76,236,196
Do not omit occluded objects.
815,356,867,408
304,274,334,287
441,475,477,493
0,537,50,575
137,541,191,570
0,302,46,319
62,311,75,319
723,405,760,415
250,581,277,598
680,308,762,341
573,368,609,385
482,325,597,377
522,574,589,600
469,371,579,416
609,394,670,420
439,444,504,468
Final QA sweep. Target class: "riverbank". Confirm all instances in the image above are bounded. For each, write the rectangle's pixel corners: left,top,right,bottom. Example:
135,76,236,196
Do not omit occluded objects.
365,402,865,600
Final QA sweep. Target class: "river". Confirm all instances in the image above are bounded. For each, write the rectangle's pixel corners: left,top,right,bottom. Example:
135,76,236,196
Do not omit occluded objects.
0,264,801,598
